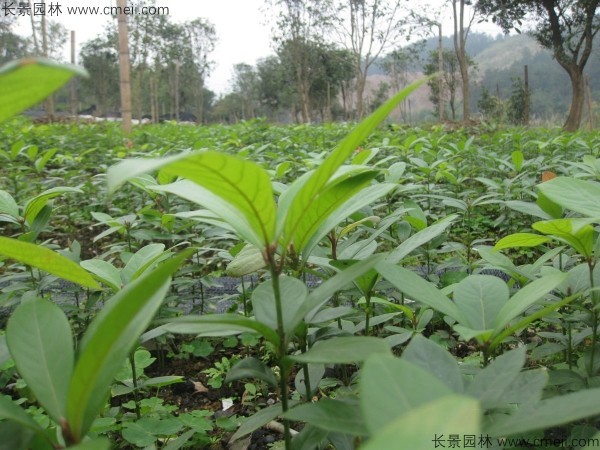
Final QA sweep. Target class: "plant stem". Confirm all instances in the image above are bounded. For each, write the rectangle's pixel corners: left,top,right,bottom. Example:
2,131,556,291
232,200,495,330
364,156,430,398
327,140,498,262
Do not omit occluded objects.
589,259,598,377
129,352,142,420
268,263,292,449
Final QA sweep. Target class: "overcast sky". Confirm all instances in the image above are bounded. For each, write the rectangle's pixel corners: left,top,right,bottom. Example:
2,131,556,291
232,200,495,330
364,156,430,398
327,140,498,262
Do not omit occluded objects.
13,0,503,95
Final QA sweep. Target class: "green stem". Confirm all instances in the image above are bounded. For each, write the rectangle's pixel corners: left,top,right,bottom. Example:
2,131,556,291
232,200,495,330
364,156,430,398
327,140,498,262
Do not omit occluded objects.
268,263,292,449
365,292,372,336
589,260,598,377
129,352,142,420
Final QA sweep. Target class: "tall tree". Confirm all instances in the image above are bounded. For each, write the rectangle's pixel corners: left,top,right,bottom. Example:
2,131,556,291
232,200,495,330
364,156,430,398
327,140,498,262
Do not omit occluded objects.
116,0,132,134
451,0,476,122
270,0,334,122
334,0,413,119
185,18,216,123
424,48,463,120
476,0,600,131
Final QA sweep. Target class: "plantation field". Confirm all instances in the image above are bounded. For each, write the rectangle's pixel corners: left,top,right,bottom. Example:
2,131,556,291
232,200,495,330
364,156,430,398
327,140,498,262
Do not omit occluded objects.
5,111,600,447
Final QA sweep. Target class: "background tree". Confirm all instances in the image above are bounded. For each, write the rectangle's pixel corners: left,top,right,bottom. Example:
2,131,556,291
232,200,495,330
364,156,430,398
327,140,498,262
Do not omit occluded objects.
270,0,334,122
451,0,476,122
381,46,422,121
334,0,414,119
477,85,504,121
424,48,467,120
186,18,216,123
476,0,600,131
116,0,132,133
231,63,261,120
507,77,530,125
80,33,120,116
0,14,30,63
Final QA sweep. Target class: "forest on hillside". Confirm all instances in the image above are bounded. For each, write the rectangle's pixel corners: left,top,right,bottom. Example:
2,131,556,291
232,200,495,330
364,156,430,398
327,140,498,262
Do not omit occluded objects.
0,1,598,128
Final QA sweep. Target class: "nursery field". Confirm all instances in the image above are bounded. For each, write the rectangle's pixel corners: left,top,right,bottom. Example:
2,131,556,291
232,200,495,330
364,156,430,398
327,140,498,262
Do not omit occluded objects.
6,78,600,450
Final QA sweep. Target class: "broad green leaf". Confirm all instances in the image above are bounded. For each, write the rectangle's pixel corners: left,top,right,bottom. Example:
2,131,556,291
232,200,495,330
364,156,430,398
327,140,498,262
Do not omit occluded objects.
158,314,280,345
7,299,74,424
0,395,46,435
120,243,166,284
533,219,595,257
376,262,463,321
505,200,552,220
34,148,58,173
290,336,390,364
0,190,19,218
282,77,431,250
536,190,563,219
386,215,457,264
107,151,276,247
225,244,266,276
487,388,600,437
361,354,452,433
0,58,87,122
225,357,277,387
67,250,192,441
493,272,567,330
494,233,552,251
454,275,508,332
284,398,368,436
23,187,82,225
467,347,525,409
290,424,329,450
402,335,463,392
302,182,395,258
0,421,36,450
360,395,480,450
298,254,384,324
538,176,600,217
511,150,524,172
80,259,121,292
252,276,307,335
291,170,378,252
0,236,100,289
229,403,285,442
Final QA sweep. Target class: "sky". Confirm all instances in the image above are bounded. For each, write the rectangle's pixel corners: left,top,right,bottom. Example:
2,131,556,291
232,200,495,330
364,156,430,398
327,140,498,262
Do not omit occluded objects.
12,0,503,95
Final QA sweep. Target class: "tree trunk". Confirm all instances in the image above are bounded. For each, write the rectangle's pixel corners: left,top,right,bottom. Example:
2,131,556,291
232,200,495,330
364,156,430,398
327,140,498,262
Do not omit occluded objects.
564,68,585,132
355,71,367,119
453,0,470,123
117,0,132,134
41,13,54,120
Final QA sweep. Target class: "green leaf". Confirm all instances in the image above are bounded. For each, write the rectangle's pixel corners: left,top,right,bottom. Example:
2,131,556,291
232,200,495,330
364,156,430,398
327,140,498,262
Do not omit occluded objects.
0,237,100,289
536,190,563,219
467,347,525,409
0,190,19,218
230,403,286,442
66,250,192,441
360,395,480,450
0,58,87,123
511,150,524,172
302,181,395,258
282,77,431,250
252,276,307,335
23,186,82,225
67,439,111,450
453,275,508,332
360,354,453,433
225,244,266,276
284,398,368,436
291,170,378,253
386,215,457,264
225,357,277,388
493,272,567,330
538,176,600,217
120,243,166,284
0,395,46,435
494,233,552,251
290,336,390,364
6,299,74,424
488,388,600,437
376,262,462,321
298,254,384,324
80,259,121,292
158,314,280,345
107,151,276,247
402,335,463,392
533,219,595,257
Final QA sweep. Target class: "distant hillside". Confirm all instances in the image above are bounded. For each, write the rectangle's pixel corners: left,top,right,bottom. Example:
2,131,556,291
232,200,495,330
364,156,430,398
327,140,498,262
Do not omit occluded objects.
370,32,600,122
